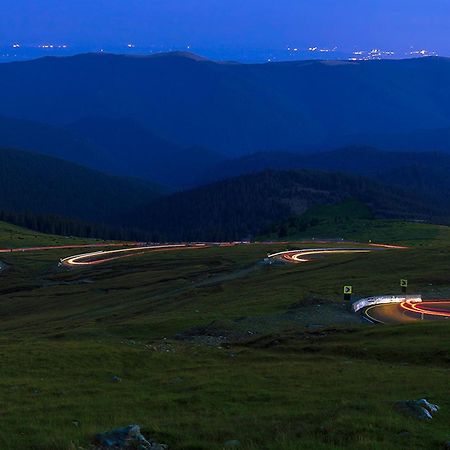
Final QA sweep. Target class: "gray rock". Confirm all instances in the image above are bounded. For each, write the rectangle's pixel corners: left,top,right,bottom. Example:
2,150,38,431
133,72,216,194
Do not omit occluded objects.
417,398,439,414
111,376,122,383
95,424,168,449
396,398,439,420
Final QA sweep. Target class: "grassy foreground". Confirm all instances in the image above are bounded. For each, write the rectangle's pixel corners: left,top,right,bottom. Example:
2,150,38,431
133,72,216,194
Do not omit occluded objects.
0,221,449,449
1,327,449,450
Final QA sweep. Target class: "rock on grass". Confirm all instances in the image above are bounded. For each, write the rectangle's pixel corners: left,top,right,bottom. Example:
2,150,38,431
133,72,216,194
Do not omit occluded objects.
94,424,167,449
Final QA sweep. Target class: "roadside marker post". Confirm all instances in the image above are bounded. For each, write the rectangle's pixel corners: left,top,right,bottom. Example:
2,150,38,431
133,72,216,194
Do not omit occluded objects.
344,285,353,302
401,279,408,294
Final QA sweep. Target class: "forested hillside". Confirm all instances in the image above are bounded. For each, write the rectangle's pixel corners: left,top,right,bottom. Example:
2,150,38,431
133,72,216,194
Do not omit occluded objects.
0,209,150,241
202,147,450,207
123,170,438,241
0,147,163,223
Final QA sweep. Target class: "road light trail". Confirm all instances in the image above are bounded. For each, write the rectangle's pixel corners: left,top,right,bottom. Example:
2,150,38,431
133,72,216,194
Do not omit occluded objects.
0,242,140,254
363,300,450,323
268,248,374,264
400,300,450,318
61,244,208,267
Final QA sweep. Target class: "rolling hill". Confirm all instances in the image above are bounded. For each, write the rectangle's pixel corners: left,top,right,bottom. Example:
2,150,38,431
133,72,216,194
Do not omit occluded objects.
0,115,223,188
341,127,450,153
200,147,450,207
0,115,109,170
67,117,224,187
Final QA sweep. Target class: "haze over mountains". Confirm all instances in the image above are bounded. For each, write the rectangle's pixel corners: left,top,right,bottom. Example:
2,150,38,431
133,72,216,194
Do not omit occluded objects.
2,53,450,156
2,52,450,239
0,115,223,188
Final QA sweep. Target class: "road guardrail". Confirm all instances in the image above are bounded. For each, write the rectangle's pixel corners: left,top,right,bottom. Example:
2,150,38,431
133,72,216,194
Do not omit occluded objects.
352,295,422,313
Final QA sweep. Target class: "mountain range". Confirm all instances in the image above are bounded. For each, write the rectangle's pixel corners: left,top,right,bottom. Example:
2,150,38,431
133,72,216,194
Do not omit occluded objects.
1,52,450,240
2,53,450,158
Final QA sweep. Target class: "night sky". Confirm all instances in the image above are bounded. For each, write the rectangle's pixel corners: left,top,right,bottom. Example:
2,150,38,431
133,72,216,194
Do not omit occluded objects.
1,0,449,53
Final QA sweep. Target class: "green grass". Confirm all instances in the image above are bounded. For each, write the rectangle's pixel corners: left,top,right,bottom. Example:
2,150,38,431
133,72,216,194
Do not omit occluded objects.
263,199,450,246
0,220,105,248
0,329,449,450
0,221,450,449
290,220,450,246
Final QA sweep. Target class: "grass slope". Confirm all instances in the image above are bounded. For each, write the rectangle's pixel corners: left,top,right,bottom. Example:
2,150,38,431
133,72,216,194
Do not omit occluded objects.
1,330,449,450
0,221,449,449
265,200,450,246
0,220,103,249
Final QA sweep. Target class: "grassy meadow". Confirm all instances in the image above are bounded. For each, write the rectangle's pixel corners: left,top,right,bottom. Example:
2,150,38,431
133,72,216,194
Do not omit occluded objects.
0,220,449,449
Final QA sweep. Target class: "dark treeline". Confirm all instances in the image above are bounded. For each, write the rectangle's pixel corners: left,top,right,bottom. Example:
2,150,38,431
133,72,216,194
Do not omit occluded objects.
0,209,156,242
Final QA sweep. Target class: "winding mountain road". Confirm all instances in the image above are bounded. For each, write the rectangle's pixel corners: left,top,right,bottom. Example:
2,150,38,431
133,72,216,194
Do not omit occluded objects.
364,300,450,323
6,239,447,324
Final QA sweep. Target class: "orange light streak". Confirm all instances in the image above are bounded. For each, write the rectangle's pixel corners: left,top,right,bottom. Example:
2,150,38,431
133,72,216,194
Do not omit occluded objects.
400,300,450,318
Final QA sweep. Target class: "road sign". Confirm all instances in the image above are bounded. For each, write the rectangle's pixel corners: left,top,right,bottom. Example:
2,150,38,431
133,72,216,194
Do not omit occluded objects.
400,279,408,288
344,286,353,295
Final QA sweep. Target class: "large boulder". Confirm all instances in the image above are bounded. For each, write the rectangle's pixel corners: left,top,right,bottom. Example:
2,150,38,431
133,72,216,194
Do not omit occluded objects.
396,398,439,420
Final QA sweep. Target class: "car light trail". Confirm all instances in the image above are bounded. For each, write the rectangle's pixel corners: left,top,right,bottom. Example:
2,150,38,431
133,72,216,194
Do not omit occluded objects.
368,243,408,249
268,248,373,264
0,242,140,254
400,300,450,318
61,244,207,267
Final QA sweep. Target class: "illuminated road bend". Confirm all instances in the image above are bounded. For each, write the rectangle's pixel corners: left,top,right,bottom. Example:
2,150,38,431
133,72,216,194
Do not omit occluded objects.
61,244,208,266
268,248,374,263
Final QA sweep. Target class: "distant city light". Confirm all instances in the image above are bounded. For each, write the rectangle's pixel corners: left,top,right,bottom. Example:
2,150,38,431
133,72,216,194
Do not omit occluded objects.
350,48,396,60
409,49,438,57
37,44,68,49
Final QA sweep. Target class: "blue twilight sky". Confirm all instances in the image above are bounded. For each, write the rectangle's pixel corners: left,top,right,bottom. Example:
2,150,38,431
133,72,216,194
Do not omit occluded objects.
0,0,449,52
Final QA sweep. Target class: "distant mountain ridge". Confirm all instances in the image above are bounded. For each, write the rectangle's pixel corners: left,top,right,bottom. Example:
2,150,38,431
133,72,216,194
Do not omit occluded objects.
2,53,450,156
340,127,450,153
0,115,224,188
